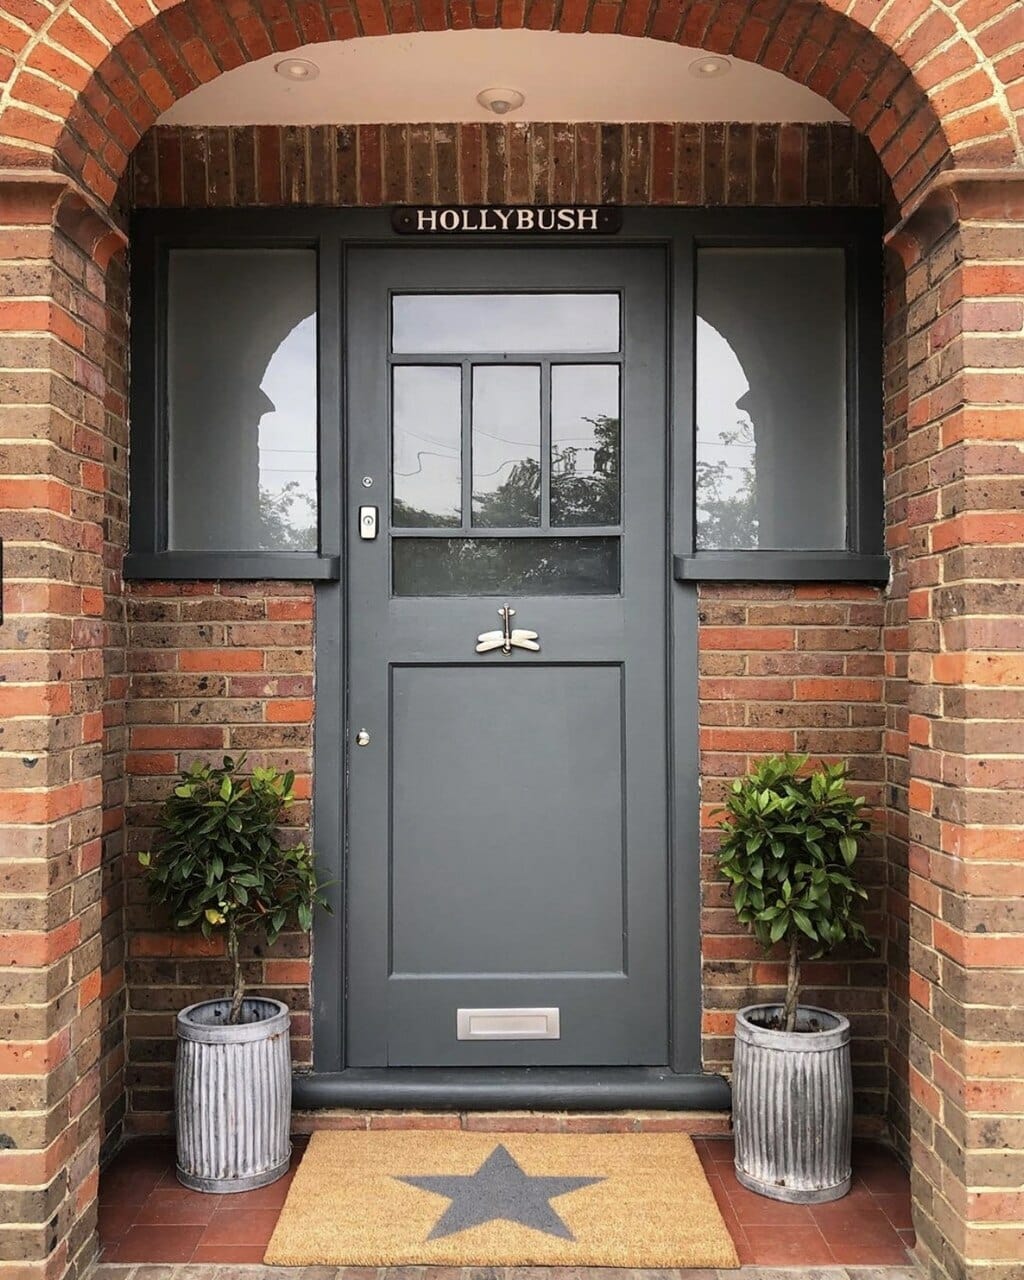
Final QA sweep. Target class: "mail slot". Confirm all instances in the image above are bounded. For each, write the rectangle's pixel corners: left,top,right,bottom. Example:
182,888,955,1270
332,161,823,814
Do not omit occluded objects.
456,1007,561,1041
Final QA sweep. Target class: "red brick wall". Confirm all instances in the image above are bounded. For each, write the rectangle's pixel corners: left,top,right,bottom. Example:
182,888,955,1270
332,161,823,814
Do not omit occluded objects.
889,189,1024,1280
883,244,912,1159
123,582,315,1127
0,184,126,1280
125,120,885,210
697,584,890,1123
119,120,896,1135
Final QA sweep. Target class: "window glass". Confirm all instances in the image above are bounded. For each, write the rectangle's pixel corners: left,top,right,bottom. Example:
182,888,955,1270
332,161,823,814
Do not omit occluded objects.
166,249,318,552
392,294,620,353
472,366,541,527
695,248,846,551
551,365,620,526
392,365,462,527
393,537,619,596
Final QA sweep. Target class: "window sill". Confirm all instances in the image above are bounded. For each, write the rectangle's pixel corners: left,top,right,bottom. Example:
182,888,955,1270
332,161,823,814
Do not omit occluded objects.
123,552,341,581
673,552,890,584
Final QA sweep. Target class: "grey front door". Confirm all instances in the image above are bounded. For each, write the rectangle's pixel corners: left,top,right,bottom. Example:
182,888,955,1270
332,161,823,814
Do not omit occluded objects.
344,245,669,1067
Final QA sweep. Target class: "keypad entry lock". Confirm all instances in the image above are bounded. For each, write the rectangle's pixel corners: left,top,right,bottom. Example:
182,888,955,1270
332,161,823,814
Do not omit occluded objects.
359,505,378,540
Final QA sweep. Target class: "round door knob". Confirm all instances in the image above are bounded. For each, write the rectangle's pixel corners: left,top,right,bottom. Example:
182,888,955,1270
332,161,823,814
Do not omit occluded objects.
355,729,371,746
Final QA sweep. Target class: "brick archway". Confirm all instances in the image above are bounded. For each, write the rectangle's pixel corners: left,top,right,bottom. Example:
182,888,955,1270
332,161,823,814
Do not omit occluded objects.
0,0,1021,209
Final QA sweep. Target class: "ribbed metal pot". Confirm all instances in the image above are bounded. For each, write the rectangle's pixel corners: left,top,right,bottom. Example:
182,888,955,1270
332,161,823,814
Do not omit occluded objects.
175,997,292,1193
733,1003,852,1204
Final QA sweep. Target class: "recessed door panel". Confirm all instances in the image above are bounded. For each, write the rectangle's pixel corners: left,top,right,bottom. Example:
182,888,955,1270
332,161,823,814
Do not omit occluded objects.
390,664,625,978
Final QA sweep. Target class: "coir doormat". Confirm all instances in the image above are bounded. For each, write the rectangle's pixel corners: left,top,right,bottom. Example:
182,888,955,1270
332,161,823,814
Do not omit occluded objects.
264,1129,739,1268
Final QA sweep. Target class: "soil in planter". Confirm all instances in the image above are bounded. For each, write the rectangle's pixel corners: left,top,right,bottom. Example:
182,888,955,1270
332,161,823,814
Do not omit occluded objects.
750,1013,825,1033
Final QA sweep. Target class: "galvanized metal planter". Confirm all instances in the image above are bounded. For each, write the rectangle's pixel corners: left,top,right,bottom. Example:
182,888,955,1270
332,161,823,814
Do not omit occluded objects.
175,996,292,1194
733,1003,852,1204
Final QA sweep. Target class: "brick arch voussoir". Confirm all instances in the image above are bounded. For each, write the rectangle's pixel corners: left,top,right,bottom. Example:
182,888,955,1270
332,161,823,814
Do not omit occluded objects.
3,0,1009,209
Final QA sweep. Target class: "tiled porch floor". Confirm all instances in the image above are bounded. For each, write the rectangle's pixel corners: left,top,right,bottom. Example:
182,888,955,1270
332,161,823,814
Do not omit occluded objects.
99,1135,915,1270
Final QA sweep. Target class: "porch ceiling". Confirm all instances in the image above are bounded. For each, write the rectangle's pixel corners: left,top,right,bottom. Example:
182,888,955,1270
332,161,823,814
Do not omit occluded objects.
156,29,847,127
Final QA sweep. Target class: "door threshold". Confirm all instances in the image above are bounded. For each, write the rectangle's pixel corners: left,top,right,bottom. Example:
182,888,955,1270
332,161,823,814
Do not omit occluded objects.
292,1067,731,1111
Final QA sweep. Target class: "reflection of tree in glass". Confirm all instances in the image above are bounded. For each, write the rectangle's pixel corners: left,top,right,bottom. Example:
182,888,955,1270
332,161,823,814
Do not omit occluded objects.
473,457,541,527
551,414,619,526
395,537,617,595
696,418,758,550
258,482,317,551
393,497,461,528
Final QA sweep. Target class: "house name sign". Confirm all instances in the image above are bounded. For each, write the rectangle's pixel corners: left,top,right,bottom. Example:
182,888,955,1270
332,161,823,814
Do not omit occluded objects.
392,206,623,235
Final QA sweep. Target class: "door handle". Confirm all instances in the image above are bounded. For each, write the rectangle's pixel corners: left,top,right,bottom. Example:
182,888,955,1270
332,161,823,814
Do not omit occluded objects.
476,604,540,655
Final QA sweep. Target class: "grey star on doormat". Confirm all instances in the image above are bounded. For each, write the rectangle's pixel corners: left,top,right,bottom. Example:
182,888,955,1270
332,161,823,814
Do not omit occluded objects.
395,1143,605,1240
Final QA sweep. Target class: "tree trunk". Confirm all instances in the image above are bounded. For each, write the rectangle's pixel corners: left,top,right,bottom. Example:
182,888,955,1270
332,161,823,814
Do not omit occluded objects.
227,921,246,1024
783,932,800,1032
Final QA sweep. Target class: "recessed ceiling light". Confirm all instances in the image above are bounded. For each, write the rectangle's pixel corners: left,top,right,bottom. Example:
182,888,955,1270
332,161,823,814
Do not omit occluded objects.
275,57,319,82
477,87,526,115
688,55,731,79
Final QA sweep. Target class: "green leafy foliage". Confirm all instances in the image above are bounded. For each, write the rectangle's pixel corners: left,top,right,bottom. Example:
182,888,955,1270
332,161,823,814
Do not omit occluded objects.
138,756,330,1019
714,755,872,1026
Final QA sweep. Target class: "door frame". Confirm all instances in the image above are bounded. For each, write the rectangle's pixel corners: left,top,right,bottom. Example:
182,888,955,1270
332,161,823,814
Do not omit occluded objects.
313,208,713,1107
126,204,882,1110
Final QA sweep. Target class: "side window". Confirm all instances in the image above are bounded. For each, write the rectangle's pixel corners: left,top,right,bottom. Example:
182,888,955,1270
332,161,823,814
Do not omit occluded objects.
695,248,847,552
677,233,885,583
166,249,318,554
127,239,336,580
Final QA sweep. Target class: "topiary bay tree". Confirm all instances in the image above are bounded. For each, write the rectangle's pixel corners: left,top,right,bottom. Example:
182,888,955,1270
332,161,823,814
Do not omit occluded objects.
139,755,330,1024
715,753,872,1033
138,755,332,1194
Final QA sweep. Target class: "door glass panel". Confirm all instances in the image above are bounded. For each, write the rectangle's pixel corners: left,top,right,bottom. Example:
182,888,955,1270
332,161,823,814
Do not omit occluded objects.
392,294,620,353
551,364,620,526
472,366,541,527
392,365,462,527
166,248,318,552
393,537,619,595
695,247,847,551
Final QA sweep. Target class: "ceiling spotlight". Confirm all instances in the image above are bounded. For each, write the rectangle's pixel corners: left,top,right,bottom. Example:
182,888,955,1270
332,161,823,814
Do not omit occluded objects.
275,57,320,81
688,55,731,79
476,87,526,116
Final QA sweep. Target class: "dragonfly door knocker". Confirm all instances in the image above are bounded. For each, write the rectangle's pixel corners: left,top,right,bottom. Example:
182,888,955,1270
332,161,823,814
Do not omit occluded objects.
475,604,540,656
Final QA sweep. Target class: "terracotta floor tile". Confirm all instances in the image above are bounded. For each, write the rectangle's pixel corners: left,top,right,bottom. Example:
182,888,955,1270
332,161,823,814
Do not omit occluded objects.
103,1224,206,1263
98,1170,165,1207
812,1196,899,1230
200,1207,282,1245
699,1140,735,1164
874,1192,914,1229
132,1188,221,1226
858,1163,916,1195
96,1202,139,1239
192,1245,272,1263
727,1191,822,1228
829,1234,915,1266
741,1224,835,1266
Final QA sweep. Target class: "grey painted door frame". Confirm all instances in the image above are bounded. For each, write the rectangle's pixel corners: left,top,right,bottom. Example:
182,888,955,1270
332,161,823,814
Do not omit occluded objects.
307,207,709,1107
297,207,879,1111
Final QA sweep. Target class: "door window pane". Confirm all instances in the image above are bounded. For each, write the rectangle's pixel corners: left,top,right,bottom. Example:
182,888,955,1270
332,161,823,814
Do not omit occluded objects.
392,365,462,527
393,537,619,595
551,364,620,526
696,248,847,551
392,294,619,353
167,249,317,552
472,366,541,527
